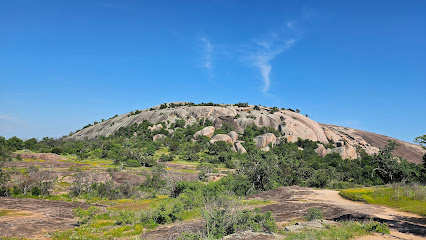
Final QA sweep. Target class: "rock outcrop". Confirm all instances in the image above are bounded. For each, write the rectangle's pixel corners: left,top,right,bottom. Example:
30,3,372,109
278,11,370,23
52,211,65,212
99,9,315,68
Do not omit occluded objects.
153,134,166,142
315,144,327,157
148,124,163,131
235,142,247,154
326,145,358,160
228,131,239,143
210,134,233,144
70,102,425,164
193,126,215,139
254,133,277,149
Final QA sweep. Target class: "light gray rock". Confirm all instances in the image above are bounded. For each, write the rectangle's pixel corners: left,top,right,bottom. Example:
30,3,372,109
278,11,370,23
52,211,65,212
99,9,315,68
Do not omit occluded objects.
254,133,277,148
148,124,163,131
261,146,270,152
194,126,215,139
327,145,357,160
153,134,166,142
235,142,247,154
210,134,233,143
315,144,327,157
286,135,298,143
228,131,239,143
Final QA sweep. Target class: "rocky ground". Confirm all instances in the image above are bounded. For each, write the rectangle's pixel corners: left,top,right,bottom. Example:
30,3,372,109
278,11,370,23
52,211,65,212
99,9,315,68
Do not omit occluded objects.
0,197,104,239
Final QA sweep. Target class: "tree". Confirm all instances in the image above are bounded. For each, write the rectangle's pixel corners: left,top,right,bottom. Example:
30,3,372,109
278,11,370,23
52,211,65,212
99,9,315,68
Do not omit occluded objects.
0,141,12,186
24,138,38,150
6,136,24,151
414,135,426,176
414,135,426,149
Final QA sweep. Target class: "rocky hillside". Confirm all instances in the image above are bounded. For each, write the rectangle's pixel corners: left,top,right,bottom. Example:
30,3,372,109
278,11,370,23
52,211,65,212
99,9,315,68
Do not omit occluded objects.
70,102,424,164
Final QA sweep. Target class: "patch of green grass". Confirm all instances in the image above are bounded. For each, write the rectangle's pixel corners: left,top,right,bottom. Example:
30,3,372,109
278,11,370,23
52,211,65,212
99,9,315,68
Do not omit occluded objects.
12,193,73,202
0,209,16,217
61,155,114,168
0,209,32,217
170,160,200,166
340,184,426,216
23,158,45,162
241,199,274,206
282,221,389,240
103,224,144,238
106,195,169,210
155,147,170,156
166,167,199,173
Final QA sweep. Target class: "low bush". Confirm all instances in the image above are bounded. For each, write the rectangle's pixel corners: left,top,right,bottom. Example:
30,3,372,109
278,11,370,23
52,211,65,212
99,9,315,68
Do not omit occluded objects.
305,207,323,221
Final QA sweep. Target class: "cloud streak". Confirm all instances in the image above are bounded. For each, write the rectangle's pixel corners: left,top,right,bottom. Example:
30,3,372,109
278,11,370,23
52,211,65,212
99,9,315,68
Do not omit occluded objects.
0,115,15,120
253,37,295,93
200,37,213,72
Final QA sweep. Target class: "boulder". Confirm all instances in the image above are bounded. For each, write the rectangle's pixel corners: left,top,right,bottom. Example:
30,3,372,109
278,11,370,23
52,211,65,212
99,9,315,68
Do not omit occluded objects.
286,135,298,143
228,131,239,143
254,133,277,148
261,146,270,152
194,126,215,139
153,134,166,142
148,124,163,131
315,144,327,157
235,142,247,154
210,134,233,143
327,146,357,160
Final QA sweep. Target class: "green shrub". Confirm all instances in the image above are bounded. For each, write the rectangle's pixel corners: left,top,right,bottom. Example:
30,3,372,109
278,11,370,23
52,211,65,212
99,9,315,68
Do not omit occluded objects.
31,186,41,196
305,207,323,221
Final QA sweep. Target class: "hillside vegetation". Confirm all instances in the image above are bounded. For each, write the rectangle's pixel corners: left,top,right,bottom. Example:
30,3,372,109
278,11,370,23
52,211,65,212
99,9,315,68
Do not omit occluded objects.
1,103,425,239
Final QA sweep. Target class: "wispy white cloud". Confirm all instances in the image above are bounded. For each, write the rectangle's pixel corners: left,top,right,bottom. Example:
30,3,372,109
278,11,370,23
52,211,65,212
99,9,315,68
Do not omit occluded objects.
200,37,213,72
0,115,15,120
286,21,296,30
252,35,296,93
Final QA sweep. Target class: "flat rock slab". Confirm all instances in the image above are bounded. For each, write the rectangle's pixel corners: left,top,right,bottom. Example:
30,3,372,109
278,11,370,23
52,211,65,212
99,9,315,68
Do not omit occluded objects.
0,197,104,239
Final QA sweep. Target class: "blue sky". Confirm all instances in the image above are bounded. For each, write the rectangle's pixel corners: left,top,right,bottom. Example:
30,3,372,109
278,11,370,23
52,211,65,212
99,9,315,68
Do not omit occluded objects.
0,0,425,142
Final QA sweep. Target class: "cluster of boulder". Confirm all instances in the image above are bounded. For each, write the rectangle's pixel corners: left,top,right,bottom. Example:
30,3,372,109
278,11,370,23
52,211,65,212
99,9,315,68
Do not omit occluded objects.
194,126,247,153
150,123,360,159
71,103,425,163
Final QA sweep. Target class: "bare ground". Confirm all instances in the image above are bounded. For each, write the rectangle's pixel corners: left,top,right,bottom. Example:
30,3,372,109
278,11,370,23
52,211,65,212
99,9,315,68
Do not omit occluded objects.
143,186,426,240
249,186,426,240
0,197,105,239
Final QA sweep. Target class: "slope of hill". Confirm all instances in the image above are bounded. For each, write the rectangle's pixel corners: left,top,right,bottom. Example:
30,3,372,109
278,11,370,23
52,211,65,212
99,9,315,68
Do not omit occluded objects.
70,102,424,164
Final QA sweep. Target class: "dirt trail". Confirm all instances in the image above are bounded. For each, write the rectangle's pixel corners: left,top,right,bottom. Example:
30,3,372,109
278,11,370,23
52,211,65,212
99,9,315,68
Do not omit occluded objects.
304,189,426,240
248,186,425,239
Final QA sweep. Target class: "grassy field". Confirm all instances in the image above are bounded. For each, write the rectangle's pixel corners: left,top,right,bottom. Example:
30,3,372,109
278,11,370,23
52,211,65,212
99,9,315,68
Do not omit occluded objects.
339,184,426,216
281,221,389,240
